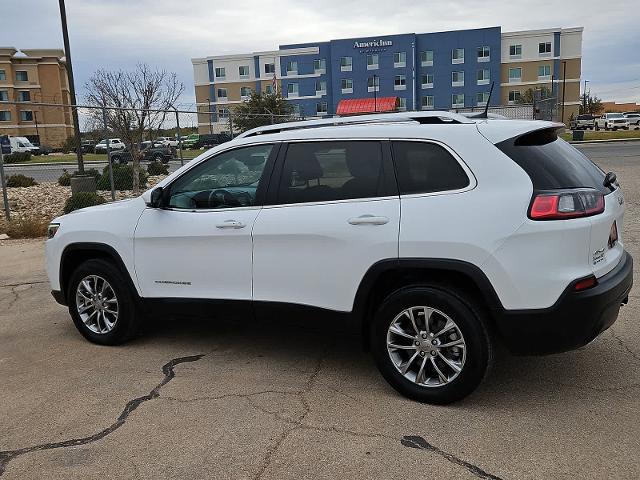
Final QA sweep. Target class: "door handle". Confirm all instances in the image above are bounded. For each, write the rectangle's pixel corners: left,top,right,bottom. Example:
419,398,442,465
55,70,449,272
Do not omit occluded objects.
215,220,246,229
348,215,389,226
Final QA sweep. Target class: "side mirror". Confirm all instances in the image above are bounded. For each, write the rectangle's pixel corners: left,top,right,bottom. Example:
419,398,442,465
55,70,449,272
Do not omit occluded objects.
149,187,166,208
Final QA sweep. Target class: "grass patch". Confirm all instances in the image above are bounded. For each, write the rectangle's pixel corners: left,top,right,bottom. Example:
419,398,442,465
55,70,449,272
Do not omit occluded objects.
564,129,640,142
1,217,50,238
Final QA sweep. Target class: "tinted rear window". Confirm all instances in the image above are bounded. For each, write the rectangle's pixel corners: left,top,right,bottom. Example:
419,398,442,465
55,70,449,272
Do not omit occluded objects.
496,128,608,194
392,141,470,194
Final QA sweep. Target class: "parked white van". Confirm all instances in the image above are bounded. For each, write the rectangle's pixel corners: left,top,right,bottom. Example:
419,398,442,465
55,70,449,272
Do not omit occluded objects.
9,136,40,154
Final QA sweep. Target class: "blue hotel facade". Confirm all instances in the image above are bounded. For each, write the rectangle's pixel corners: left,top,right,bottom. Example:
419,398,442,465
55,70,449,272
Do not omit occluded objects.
276,27,502,116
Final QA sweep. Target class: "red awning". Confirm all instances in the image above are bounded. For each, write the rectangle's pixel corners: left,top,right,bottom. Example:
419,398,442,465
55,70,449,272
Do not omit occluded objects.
336,97,398,115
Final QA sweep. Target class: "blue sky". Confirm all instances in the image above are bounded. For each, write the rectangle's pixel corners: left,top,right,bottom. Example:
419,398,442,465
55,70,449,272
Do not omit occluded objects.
1,0,638,107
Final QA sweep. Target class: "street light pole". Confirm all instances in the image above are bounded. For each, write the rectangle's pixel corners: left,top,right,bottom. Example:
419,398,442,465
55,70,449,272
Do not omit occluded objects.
206,98,213,134
58,0,84,174
583,79,589,112
561,61,567,124
33,110,40,144
373,74,378,112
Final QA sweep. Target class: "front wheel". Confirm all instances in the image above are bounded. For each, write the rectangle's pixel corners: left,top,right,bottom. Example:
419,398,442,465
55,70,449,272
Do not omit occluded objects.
68,259,141,345
371,286,492,404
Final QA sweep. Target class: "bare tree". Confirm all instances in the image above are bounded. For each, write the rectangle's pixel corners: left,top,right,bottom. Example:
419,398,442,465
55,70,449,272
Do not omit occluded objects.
85,64,183,194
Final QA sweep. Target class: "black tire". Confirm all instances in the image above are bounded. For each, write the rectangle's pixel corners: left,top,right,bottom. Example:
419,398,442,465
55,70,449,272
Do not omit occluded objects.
67,259,141,345
371,285,492,404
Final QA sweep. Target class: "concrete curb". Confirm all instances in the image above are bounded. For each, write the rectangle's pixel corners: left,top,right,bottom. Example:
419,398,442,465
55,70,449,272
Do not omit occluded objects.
569,138,640,145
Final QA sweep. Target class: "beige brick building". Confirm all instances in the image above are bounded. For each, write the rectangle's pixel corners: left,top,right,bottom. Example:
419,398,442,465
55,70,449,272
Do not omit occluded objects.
0,48,74,147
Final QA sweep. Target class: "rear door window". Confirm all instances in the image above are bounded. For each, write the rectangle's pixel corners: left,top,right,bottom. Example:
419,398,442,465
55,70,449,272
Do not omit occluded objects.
391,141,470,194
277,141,386,204
496,128,608,194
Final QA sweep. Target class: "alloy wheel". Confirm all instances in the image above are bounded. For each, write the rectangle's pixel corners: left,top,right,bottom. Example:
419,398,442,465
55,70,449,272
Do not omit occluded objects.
387,306,466,387
75,275,119,334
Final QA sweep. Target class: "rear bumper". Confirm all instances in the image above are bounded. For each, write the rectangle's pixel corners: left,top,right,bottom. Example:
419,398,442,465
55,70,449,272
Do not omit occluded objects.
496,251,633,355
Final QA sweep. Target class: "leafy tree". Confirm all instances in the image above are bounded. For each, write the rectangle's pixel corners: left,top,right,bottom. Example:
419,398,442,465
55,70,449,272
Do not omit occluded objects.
232,92,294,133
517,86,553,104
579,93,604,115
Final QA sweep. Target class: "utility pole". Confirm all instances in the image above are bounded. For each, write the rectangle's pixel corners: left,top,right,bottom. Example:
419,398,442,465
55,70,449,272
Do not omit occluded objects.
206,98,213,134
373,74,378,112
411,41,416,111
58,0,84,174
583,79,589,112
561,61,567,124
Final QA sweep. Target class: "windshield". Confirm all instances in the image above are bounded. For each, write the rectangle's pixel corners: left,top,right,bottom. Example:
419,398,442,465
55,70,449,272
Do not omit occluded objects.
608,113,624,119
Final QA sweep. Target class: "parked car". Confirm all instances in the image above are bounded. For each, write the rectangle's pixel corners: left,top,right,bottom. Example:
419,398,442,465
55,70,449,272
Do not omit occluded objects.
79,140,96,154
45,111,633,404
8,136,40,155
94,139,126,154
109,142,174,164
571,114,595,130
623,112,640,129
595,113,629,131
181,133,200,149
155,136,179,148
34,145,53,156
183,133,231,149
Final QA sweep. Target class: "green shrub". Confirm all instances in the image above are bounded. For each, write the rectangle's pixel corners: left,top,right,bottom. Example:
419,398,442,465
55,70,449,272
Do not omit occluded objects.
147,160,169,176
6,174,38,187
61,136,77,154
97,164,148,191
63,192,107,214
3,152,31,164
58,168,101,186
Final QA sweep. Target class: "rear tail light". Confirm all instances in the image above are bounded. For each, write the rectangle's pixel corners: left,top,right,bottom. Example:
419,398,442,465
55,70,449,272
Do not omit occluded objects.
574,275,597,292
529,189,604,220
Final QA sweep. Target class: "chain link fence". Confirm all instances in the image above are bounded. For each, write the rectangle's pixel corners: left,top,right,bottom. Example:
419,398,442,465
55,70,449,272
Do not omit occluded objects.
453,104,535,120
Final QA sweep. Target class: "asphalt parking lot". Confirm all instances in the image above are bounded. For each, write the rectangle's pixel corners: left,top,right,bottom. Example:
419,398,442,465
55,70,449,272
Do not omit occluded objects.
1,142,639,479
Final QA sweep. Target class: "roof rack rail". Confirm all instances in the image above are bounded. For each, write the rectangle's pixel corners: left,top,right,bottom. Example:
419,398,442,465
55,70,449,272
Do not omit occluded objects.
236,111,473,138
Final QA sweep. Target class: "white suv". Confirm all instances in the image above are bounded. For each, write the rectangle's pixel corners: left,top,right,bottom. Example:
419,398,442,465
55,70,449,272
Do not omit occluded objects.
45,112,633,404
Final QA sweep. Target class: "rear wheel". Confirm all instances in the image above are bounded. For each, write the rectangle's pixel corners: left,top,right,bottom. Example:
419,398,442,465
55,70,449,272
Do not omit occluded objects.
371,286,492,404
67,259,141,345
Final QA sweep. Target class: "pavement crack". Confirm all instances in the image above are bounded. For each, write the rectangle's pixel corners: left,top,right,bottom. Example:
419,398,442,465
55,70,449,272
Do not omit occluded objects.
609,329,640,362
401,435,505,480
0,354,204,477
0,280,48,289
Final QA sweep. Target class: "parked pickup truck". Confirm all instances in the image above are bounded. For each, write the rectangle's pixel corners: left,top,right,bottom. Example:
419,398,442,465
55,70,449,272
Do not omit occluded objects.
624,112,640,129
182,133,231,149
595,113,629,131
570,114,595,130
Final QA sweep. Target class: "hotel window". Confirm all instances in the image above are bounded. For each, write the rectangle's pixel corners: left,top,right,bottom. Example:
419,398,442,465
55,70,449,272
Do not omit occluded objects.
0,90,8,102
215,67,225,79
476,92,489,106
217,108,229,118
20,111,33,121
18,90,31,102
421,73,433,89
477,69,490,85
451,71,464,87
398,97,407,111
477,46,490,62
421,95,434,110
367,76,379,92
539,42,552,55
292,104,301,116
287,82,299,97
264,63,276,75
340,56,352,72
509,44,522,57
315,80,327,95
452,48,464,64
314,58,326,74
316,102,328,115
217,88,228,99
239,65,249,79
508,90,521,104
508,67,522,82
366,54,379,70
394,75,406,90
538,64,551,80
394,52,406,68
341,78,353,94
286,61,298,75
451,93,465,108
264,84,274,94
0,111,11,121
420,50,433,66
240,87,252,98
15,71,28,82
0,70,5,81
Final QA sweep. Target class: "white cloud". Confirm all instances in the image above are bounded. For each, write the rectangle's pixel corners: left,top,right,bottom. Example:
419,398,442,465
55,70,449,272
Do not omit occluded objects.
2,0,639,105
